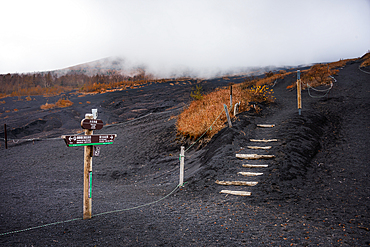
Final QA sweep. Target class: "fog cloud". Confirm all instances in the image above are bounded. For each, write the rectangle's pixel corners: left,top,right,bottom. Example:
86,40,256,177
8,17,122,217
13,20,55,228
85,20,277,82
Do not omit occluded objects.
1,0,369,77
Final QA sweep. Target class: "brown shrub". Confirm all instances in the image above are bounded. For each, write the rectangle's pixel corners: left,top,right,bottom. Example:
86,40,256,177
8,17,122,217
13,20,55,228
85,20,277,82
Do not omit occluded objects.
40,103,55,110
302,64,338,88
360,52,370,67
40,98,73,110
286,63,339,89
55,98,73,108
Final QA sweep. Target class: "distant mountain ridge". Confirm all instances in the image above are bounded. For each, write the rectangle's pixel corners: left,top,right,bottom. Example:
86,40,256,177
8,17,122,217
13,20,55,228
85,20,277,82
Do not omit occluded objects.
52,56,301,79
52,57,147,77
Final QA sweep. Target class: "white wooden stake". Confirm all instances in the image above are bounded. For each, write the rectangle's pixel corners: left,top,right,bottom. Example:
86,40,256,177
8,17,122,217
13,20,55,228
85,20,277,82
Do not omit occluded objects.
179,146,185,187
234,102,240,116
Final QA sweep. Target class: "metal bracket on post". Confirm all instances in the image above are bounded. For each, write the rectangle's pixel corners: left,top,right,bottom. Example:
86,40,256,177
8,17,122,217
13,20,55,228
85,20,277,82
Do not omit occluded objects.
92,109,98,119
234,102,240,116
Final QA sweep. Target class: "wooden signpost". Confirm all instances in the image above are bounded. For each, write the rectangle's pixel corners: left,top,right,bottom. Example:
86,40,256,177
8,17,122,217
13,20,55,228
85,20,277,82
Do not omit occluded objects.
61,109,117,219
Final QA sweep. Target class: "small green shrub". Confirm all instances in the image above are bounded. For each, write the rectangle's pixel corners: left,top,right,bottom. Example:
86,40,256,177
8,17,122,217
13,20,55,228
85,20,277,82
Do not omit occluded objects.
190,85,203,100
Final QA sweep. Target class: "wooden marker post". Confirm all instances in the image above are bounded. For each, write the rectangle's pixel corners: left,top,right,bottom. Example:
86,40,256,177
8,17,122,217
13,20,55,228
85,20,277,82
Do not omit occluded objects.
61,109,117,220
179,146,185,187
297,70,302,115
83,113,94,219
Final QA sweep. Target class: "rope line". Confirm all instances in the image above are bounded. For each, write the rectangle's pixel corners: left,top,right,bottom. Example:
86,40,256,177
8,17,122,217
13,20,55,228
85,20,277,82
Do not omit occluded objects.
0,185,180,236
307,82,333,98
0,217,82,236
93,184,180,217
358,65,370,74
300,75,335,99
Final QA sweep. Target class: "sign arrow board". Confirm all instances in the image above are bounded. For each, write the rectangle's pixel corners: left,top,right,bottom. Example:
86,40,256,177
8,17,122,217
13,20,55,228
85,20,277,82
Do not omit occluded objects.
61,134,117,147
81,119,104,130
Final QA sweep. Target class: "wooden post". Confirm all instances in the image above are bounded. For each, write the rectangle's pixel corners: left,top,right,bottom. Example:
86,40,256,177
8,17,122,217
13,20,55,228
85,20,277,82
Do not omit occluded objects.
223,104,232,128
83,113,94,219
297,70,302,115
4,124,7,149
179,146,185,187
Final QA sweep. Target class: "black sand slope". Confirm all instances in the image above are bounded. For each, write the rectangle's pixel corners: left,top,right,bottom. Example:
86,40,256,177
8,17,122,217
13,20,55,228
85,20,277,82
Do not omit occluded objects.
0,61,369,246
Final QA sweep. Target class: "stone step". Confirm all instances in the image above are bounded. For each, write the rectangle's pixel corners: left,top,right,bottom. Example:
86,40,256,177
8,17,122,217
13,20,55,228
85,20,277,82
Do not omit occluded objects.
236,154,275,160
242,164,268,168
216,180,258,186
257,124,275,128
250,139,278,142
247,146,272,150
238,172,263,176
220,190,251,196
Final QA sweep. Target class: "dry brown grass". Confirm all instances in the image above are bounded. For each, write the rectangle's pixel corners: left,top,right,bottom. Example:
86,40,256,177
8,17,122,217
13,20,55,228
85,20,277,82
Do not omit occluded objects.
55,98,73,108
40,98,73,110
177,77,277,140
8,86,71,98
286,62,340,89
80,78,172,94
360,52,370,67
40,103,55,110
328,58,356,69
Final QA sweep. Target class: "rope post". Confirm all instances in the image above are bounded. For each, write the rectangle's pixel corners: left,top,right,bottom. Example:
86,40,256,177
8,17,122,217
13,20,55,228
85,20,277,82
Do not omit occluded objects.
297,70,302,115
4,124,7,149
83,113,94,220
223,104,232,128
179,146,185,187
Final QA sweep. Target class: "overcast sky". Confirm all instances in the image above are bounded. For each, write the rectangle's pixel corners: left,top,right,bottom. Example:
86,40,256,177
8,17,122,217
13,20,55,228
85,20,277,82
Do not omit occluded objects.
1,0,369,76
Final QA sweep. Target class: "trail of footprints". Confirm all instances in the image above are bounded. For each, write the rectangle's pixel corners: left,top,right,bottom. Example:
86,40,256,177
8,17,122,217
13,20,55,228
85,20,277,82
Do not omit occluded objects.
218,124,277,196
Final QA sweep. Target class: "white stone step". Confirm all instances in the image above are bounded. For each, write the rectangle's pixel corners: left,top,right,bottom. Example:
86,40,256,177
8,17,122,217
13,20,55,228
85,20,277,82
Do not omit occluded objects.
250,139,278,142
247,146,272,150
257,124,275,128
220,190,251,196
216,180,258,186
238,172,263,176
242,164,268,168
236,154,275,160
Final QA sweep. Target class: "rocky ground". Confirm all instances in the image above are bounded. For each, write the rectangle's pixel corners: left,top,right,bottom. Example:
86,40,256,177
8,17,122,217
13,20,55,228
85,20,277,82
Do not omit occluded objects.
0,59,369,246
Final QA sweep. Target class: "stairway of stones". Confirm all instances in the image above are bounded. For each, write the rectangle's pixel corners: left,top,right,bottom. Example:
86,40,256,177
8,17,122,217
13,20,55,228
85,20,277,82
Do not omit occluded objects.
218,123,278,196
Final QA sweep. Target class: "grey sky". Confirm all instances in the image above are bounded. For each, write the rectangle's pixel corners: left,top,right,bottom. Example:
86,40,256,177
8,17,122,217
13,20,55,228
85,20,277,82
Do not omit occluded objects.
1,0,369,77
